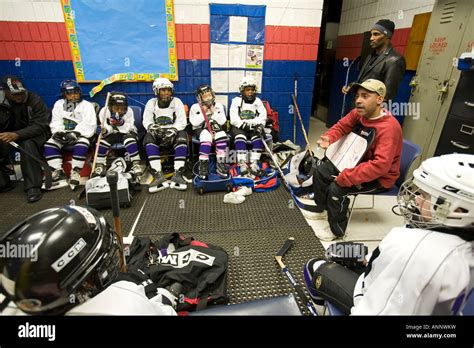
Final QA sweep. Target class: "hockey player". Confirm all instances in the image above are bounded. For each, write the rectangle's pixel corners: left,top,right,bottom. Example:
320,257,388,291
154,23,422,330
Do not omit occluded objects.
143,78,188,192
304,153,474,315
189,85,228,179
0,205,180,315
229,76,267,177
93,92,142,179
43,80,97,188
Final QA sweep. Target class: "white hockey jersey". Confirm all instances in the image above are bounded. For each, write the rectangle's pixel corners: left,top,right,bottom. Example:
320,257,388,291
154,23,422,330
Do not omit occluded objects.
1,280,177,316
230,96,267,129
50,99,97,138
142,97,186,132
352,227,473,315
189,102,226,130
98,107,137,135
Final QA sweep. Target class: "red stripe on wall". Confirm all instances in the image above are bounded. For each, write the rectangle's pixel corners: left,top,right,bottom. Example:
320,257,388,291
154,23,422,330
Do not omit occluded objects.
175,24,210,60
0,21,70,60
335,28,412,60
265,26,320,61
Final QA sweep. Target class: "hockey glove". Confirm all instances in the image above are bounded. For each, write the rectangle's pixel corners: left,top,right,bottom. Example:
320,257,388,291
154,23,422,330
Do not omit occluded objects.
326,242,368,270
240,122,254,133
148,124,164,141
254,124,264,137
64,131,79,145
52,132,66,142
161,128,178,148
210,119,222,132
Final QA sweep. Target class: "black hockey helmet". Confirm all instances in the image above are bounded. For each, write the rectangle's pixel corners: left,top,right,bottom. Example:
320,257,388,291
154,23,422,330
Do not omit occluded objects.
195,84,215,107
108,91,128,116
0,205,121,315
60,79,82,102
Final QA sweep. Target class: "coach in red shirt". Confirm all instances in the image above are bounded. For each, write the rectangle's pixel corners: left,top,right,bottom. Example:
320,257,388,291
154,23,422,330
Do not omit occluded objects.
312,79,402,241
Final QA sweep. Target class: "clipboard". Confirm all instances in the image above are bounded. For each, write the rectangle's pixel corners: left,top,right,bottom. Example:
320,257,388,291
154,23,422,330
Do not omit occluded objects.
325,127,375,172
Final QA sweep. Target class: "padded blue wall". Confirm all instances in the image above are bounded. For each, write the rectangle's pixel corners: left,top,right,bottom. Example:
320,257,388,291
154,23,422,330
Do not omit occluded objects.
0,58,315,146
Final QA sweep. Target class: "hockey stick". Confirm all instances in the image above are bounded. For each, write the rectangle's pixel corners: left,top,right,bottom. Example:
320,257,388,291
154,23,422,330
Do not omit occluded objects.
106,171,127,272
341,56,361,118
91,92,111,174
76,92,111,199
9,141,52,189
261,136,319,212
293,77,297,143
291,94,314,157
275,237,318,316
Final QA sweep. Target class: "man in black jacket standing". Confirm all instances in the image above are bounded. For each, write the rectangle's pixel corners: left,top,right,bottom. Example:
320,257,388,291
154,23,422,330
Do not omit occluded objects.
342,19,406,102
0,75,51,202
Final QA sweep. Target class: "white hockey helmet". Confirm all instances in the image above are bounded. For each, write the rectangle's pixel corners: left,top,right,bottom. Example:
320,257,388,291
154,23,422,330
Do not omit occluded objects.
152,78,174,95
239,76,257,93
397,153,474,229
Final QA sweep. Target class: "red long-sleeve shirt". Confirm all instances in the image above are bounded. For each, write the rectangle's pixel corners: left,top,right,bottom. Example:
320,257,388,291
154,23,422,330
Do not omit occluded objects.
323,109,403,189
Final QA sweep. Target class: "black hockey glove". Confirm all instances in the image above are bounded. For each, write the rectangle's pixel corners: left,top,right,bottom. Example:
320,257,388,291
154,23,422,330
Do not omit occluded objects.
209,119,222,132
52,132,66,142
64,131,79,145
240,122,253,133
254,124,264,137
148,124,164,141
326,242,368,270
161,128,178,148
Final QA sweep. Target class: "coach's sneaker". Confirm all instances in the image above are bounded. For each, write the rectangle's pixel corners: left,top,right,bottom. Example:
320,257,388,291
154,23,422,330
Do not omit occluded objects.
92,163,106,178
170,167,187,191
69,167,81,187
216,160,228,178
315,224,338,242
149,169,168,193
198,160,208,180
46,169,68,190
301,209,327,220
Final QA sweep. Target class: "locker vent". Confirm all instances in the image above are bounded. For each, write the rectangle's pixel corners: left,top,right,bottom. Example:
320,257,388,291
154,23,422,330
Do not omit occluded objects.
440,1,457,24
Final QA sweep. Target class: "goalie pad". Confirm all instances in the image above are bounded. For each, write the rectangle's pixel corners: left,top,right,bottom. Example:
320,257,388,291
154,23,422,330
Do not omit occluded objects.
306,260,359,315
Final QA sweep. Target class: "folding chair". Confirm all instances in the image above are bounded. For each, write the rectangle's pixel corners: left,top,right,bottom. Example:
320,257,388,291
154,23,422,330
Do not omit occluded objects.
344,139,422,241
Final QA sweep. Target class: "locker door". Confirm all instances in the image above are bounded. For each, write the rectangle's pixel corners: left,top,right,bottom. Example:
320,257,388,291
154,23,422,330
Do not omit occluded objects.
402,0,472,161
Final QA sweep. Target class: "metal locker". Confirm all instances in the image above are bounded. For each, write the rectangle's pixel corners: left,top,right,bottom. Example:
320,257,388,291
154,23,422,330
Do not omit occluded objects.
402,0,473,162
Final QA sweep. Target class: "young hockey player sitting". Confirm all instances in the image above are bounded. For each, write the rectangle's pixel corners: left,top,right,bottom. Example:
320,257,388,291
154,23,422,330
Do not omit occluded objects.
93,92,142,180
305,153,474,315
229,76,267,177
43,80,97,188
189,84,229,179
143,78,188,192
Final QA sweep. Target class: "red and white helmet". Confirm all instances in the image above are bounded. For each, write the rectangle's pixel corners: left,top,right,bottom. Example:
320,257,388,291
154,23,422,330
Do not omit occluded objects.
398,153,474,229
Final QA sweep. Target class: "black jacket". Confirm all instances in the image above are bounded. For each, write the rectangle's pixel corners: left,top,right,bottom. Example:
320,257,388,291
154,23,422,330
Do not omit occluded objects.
3,91,51,140
357,45,406,101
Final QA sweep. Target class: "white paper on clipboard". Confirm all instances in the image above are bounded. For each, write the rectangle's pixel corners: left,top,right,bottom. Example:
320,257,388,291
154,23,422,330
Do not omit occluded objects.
325,132,369,172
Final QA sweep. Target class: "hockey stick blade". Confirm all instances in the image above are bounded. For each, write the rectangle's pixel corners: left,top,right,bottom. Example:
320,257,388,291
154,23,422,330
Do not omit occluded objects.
276,237,295,258
10,141,52,189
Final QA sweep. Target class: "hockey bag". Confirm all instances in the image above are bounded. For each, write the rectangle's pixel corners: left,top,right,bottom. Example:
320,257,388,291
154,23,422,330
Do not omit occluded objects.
85,172,132,209
192,157,233,195
229,162,280,192
147,233,229,312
